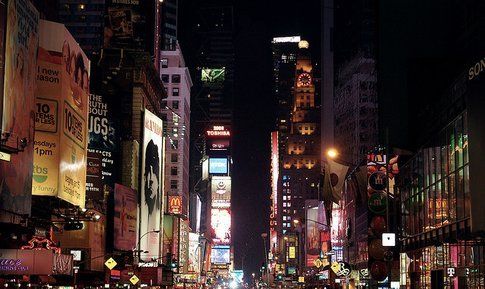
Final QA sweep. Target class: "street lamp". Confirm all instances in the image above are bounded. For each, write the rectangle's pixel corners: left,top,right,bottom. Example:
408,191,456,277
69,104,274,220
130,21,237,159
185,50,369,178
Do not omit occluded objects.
261,233,269,287
326,148,339,159
292,218,330,229
134,229,160,263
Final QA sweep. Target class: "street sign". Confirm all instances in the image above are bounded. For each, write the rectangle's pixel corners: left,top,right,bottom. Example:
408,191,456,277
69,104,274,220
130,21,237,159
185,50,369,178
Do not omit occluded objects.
130,275,140,285
382,233,396,247
104,257,117,270
0,151,11,162
313,259,323,268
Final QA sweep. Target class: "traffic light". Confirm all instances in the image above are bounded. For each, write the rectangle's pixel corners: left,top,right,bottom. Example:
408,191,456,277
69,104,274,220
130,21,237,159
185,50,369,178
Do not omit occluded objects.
276,274,283,281
261,262,266,271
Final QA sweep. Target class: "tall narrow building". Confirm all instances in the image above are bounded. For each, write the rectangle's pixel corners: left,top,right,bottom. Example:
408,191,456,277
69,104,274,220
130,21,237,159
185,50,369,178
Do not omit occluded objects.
160,43,192,215
270,44,321,276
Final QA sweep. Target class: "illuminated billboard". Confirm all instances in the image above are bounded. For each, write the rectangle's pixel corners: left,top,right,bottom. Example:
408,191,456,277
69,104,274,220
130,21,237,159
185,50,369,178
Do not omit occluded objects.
210,246,230,264
211,177,231,208
211,208,231,244
139,109,164,262
209,158,228,174
207,138,230,151
179,220,189,273
271,36,301,43
305,200,326,267
114,184,137,251
0,0,38,216
201,68,225,83
32,20,89,208
168,195,183,215
270,132,279,251
206,125,231,137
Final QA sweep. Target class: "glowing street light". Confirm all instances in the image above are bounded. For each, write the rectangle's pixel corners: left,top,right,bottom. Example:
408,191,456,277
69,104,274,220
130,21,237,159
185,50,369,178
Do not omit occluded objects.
326,148,339,159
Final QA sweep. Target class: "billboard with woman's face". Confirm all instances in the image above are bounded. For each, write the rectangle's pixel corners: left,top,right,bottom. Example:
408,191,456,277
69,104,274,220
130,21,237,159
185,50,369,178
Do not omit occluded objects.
139,109,164,262
0,0,39,217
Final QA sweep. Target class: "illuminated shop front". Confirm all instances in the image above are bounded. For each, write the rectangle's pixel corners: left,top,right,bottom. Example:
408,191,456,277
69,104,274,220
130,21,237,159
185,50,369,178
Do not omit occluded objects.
398,111,485,289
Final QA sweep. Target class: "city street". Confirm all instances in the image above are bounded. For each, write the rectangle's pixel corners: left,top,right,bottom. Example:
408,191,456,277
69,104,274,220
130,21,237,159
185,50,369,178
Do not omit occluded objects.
0,1,484,289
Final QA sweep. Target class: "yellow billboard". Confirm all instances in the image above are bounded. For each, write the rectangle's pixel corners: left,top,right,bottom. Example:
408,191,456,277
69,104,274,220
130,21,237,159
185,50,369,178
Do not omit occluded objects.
32,20,89,207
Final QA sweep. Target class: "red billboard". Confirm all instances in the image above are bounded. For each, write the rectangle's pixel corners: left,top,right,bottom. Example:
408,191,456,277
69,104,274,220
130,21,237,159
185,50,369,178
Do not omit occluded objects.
114,184,137,251
270,132,279,251
168,195,183,215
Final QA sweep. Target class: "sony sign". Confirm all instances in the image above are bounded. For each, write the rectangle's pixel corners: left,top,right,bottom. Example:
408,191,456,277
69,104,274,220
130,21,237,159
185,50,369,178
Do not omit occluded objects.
469,57,485,80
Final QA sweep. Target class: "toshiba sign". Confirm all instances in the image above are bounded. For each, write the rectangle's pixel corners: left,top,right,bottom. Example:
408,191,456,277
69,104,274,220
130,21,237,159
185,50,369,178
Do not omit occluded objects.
206,126,231,137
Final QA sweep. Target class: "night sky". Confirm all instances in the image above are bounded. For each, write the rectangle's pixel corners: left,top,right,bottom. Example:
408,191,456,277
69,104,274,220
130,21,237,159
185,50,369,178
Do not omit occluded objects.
180,0,321,276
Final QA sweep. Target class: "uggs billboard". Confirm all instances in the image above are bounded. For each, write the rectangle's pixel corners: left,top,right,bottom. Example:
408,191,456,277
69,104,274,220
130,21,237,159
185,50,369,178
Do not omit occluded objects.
32,20,89,207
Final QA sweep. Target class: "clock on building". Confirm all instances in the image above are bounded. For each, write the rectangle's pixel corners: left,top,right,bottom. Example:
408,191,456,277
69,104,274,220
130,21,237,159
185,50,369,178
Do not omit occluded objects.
297,72,312,87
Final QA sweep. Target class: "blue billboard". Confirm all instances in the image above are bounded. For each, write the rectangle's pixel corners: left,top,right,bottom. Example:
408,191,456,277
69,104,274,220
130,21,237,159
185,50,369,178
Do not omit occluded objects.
209,158,228,174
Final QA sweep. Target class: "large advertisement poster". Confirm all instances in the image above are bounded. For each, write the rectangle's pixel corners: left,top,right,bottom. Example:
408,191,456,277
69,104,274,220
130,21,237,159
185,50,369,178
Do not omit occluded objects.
139,109,163,262
104,0,147,50
86,93,118,202
188,233,200,273
305,200,325,267
211,176,231,208
32,20,89,208
0,0,38,217
114,184,137,251
211,208,231,245
210,246,230,264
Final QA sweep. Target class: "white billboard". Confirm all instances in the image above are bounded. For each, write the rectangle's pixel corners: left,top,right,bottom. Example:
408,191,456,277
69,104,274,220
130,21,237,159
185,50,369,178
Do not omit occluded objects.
138,109,164,262
211,176,231,208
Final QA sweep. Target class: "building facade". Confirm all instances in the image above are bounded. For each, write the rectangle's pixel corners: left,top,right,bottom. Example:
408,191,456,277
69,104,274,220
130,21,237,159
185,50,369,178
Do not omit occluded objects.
160,43,192,216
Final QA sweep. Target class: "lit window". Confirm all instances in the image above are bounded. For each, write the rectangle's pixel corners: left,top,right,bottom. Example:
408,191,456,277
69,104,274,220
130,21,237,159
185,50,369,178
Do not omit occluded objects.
172,87,179,96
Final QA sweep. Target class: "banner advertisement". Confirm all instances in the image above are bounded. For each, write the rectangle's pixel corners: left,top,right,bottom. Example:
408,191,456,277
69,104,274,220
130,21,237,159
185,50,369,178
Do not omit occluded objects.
114,184,137,251
0,249,72,275
0,0,39,217
209,158,228,174
86,93,118,202
32,20,89,208
210,246,230,264
211,176,231,207
162,215,174,258
139,109,164,262
188,233,200,273
305,200,325,267
211,208,231,244
104,0,147,50
179,219,189,273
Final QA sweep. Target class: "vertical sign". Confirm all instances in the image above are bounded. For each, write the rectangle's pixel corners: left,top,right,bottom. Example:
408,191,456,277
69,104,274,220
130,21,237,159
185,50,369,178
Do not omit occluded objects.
139,109,163,262
270,131,279,253
0,0,38,217
86,93,118,202
179,219,189,273
114,184,137,251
